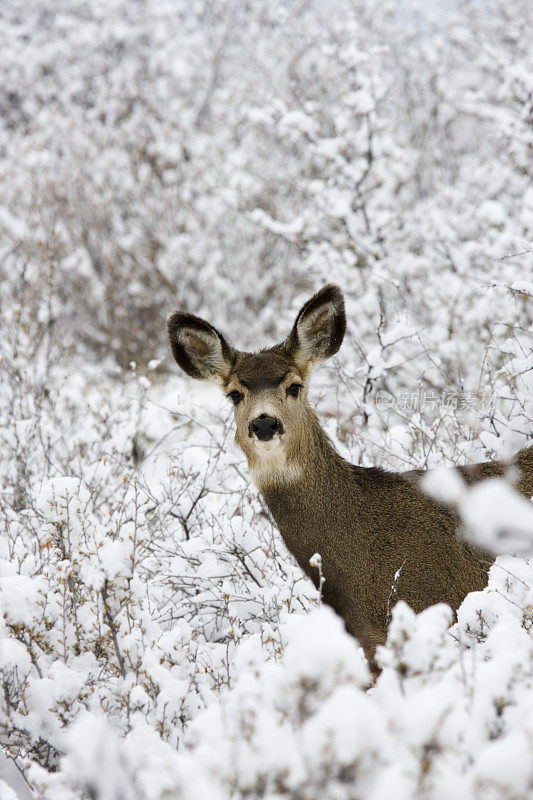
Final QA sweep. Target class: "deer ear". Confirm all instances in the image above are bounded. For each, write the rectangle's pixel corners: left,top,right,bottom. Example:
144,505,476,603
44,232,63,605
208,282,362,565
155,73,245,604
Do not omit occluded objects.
167,312,235,383
285,285,346,369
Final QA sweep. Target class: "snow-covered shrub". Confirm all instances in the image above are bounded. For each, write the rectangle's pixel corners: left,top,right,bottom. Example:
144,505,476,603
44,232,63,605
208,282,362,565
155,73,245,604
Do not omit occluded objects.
1,0,532,798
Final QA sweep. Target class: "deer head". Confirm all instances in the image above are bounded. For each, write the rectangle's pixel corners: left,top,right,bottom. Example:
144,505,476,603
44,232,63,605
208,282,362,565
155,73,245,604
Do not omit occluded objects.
167,285,346,487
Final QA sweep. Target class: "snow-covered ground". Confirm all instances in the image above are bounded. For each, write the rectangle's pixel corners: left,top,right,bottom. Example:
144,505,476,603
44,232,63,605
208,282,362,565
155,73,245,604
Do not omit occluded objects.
0,0,532,797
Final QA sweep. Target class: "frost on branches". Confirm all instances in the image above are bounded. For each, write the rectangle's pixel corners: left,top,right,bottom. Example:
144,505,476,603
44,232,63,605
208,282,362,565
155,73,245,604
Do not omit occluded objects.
1,0,532,798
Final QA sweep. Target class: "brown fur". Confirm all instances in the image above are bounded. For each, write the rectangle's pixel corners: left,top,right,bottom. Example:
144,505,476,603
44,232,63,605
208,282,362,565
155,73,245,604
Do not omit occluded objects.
168,286,533,669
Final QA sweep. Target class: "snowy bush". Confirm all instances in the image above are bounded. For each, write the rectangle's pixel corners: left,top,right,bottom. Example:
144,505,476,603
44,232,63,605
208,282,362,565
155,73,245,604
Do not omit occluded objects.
1,0,532,798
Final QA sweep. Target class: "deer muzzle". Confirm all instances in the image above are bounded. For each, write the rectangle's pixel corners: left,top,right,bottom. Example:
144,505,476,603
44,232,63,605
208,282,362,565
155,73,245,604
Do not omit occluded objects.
249,415,284,441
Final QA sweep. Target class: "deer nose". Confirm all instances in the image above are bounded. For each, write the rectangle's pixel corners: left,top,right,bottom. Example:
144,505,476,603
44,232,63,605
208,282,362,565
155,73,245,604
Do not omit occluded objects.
249,415,283,441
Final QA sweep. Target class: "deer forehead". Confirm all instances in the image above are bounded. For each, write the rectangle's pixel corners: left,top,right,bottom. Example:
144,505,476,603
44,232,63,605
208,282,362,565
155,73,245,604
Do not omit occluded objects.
231,350,301,393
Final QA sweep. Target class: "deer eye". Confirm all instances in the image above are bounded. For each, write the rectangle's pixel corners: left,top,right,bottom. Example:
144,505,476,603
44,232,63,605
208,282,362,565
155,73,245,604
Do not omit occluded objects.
227,390,243,405
287,383,302,398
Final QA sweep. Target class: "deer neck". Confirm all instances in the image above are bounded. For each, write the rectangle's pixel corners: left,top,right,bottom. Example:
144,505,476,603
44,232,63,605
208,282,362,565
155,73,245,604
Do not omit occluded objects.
252,410,362,566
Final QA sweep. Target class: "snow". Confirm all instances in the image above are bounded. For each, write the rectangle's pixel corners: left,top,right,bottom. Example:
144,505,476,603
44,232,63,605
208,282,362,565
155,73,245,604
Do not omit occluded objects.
422,470,533,554
477,200,507,228
1,0,532,798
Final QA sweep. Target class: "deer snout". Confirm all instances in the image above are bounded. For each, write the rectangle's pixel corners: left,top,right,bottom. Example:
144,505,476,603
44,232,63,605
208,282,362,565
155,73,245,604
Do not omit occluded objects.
249,415,284,441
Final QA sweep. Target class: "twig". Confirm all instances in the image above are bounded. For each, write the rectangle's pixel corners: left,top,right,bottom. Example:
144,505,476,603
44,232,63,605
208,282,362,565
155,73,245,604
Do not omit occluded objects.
309,553,325,604
386,560,406,626
101,580,126,678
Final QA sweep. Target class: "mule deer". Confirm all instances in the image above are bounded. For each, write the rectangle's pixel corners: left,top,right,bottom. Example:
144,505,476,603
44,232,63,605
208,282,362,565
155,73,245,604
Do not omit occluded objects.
167,285,533,668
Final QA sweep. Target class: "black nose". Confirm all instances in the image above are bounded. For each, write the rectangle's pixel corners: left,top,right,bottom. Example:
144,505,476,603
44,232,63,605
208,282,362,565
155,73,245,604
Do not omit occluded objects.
249,416,283,441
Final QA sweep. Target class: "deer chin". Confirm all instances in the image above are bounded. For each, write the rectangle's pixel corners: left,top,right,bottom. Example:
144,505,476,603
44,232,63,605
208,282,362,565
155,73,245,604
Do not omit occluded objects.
253,435,284,453
249,435,301,488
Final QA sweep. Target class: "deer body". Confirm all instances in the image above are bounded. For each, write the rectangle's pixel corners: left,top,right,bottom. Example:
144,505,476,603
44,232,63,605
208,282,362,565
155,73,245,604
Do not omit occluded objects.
168,285,533,667
258,409,493,658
